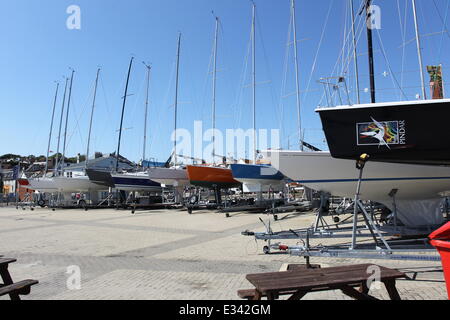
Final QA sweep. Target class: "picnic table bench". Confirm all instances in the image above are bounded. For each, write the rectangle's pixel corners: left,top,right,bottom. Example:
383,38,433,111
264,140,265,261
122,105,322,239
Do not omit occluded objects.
0,258,38,300
240,264,406,300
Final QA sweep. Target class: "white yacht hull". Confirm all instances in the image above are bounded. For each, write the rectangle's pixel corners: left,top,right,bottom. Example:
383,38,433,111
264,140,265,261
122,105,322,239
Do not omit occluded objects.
28,178,58,193
262,150,450,227
263,151,450,201
147,167,189,188
235,179,285,193
52,176,107,192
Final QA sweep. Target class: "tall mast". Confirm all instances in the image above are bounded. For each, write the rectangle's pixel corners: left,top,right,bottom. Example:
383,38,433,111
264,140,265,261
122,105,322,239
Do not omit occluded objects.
411,0,427,100
45,82,59,174
61,69,75,176
212,16,219,163
251,2,257,164
116,57,134,172
291,0,303,151
85,68,101,169
142,62,151,164
350,0,361,104
173,33,181,167
55,78,69,176
363,0,376,103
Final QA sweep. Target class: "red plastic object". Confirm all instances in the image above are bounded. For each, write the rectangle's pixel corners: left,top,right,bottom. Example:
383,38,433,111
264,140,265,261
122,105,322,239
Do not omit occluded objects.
429,222,450,300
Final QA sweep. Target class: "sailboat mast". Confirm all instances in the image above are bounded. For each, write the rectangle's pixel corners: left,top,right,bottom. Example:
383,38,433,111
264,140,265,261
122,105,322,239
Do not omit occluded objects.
350,0,361,104
143,63,151,164
291,0,303,151
251,2,257,164
212,16,219,163
411,0,427,100
364,0,376,103
174,33,181,167
45,82,59,174
116,57,134,172
85,68,101,169
61,69,75,176
55,78,69,176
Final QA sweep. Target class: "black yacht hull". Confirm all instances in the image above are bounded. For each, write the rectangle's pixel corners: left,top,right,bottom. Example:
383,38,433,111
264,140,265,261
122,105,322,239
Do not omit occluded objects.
316,99,450,165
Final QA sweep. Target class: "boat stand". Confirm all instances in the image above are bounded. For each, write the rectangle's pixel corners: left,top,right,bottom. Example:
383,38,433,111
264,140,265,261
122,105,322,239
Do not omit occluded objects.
15,192,36,211
288,155,439,261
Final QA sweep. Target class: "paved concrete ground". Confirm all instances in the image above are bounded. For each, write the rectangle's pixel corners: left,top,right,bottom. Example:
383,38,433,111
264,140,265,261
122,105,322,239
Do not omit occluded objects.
0,206,447,300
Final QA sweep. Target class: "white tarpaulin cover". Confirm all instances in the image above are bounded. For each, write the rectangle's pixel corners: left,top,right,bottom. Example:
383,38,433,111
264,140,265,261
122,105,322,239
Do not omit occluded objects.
385,198,445,227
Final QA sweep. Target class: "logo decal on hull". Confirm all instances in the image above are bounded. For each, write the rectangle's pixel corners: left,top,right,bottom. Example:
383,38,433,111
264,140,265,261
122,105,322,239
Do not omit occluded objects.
357,118,406,148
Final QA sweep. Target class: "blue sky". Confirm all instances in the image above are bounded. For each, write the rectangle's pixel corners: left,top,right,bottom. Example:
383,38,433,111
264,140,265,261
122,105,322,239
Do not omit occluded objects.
1,0,450,163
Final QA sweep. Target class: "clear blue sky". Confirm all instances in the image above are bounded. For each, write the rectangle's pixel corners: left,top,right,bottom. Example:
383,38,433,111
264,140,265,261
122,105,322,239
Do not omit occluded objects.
1,0,449,163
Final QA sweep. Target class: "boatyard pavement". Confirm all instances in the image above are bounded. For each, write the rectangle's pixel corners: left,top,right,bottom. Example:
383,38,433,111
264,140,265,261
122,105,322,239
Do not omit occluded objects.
0,206,447,300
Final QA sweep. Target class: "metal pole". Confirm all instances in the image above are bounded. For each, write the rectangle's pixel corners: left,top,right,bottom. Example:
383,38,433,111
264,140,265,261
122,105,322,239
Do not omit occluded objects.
212,16,219,164
86,68,101,169
55,78,69,176
350,0,361,104
45,82,60,174
412,0,427,100
61,69,75,176
142,63,151,164
291,0,303,150
362,0,376,103
116,57,134,172
252,2,257,164
174,33,181,167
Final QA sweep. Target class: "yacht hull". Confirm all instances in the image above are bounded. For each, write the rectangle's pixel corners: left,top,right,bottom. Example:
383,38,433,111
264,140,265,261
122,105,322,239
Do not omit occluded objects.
316,99,450,166
186,166,241,189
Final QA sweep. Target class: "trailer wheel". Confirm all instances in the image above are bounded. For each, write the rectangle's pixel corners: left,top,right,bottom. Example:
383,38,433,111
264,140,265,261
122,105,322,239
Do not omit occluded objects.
274,215,278,221
225,213,230,218
188,207,192,214
263,246,270,255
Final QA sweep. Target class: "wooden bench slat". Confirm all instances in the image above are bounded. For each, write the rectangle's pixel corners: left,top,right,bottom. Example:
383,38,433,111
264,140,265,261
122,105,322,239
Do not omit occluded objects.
0,279,39,297
245,264,406,297
0,258,17,267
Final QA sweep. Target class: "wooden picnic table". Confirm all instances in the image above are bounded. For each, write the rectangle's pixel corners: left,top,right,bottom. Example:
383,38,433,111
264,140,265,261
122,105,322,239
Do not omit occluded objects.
244,264,407,300
0,258,38,300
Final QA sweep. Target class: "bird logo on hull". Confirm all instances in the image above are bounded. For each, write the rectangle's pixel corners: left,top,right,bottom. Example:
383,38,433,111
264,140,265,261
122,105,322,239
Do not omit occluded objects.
357,118,406,148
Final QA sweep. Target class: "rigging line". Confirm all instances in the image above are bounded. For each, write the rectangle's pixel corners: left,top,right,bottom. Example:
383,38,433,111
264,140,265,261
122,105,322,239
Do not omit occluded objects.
255,11,280,130
233,25,252,130
279,7,293,149
158,58,176,156
340,2,367,79
375,29,408,100
432,0,450,61
205,21,217,127
301,0,335,108
217,16,235,125
66,75,98,156
317,0,366,107
65,95,88,158
182,37,202,121
398,0,409,100
320,0,366,102
417,0,436,63
341,0,350,76
127,72,146,158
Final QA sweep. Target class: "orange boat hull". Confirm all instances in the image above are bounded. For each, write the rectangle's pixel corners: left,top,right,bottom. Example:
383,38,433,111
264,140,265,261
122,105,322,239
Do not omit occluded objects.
186,165,241,189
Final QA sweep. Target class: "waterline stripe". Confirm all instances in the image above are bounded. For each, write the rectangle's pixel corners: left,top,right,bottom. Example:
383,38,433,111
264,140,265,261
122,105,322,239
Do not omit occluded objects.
296,177,450,184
